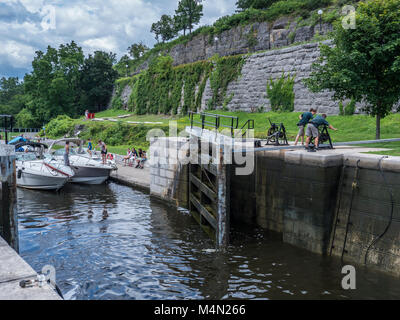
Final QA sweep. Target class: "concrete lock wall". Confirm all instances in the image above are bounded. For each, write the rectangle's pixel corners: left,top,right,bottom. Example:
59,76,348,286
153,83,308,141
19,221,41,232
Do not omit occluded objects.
149,137,190,208
231,151,400,276
0,145,18,252
149,134,400,275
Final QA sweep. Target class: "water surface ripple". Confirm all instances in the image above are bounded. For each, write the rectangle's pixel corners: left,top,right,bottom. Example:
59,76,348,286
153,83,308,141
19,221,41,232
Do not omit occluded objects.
17,183,400,300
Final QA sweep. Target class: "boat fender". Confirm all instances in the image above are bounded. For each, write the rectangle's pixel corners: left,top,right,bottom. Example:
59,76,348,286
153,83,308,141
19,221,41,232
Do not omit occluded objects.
17,169,22,179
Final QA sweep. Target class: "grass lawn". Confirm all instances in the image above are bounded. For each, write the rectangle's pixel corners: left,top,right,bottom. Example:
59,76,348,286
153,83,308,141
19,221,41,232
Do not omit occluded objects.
74,110,400,156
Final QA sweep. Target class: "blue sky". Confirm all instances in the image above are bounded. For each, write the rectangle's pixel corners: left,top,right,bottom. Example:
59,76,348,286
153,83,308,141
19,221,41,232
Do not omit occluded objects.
0,0,236,79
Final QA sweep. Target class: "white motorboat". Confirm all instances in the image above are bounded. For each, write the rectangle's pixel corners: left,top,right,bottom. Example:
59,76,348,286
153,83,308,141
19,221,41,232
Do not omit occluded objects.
47,138,117,185
15,143,75,191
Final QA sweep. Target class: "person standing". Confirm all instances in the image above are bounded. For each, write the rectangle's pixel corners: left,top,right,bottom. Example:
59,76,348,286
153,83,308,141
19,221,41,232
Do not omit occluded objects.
305,114,338,151
98,140,107,164
87,138,93,157
64,141,70,166
295,108,317,146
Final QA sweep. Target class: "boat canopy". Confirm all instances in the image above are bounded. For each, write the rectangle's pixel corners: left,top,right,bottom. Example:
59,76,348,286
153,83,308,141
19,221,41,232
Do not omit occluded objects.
48,138,83,153
14,141,48,151
8,136,27,145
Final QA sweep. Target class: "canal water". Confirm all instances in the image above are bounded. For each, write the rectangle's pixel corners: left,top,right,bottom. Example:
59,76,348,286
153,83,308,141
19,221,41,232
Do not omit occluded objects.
17,182,400,300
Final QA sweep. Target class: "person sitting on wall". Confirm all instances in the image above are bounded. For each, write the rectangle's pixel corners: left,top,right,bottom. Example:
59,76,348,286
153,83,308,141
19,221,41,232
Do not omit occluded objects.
123,148,132,166
135,149,146,169
129,147,138,167
295,108,317,146
305,114,338,152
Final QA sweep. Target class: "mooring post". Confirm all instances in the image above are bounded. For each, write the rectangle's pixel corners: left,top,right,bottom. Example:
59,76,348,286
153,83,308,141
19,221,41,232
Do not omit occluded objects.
0,144,18,252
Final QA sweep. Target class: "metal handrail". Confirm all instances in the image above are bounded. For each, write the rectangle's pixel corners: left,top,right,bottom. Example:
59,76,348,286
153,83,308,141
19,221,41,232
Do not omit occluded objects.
240,120,255,138
188,111,239,137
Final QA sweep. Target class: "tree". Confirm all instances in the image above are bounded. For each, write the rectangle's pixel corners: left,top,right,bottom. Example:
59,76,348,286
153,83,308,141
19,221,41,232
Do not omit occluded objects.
174,10,188,36
0,77,26,115
158,15,177,42
175,0,203,34
116,54,132,77
151,21,162,43
79,51,118,112
24,41,85,123
128,42,149,60
305,0,400,139
0,77,23,104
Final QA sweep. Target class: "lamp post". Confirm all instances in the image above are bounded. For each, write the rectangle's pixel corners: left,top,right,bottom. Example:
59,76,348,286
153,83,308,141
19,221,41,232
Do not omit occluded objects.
318,10,323,33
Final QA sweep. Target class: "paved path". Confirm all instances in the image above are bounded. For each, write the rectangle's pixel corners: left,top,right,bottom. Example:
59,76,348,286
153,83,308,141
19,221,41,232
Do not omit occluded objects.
110,164,150,191
0,237,61,300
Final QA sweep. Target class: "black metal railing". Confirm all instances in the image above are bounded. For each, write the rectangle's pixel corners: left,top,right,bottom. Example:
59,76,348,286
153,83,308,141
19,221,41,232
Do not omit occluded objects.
240,119,255,138
189,112,239,137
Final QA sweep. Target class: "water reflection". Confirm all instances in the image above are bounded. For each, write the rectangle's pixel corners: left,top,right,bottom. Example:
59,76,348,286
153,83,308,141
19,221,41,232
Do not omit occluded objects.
17,182,400,300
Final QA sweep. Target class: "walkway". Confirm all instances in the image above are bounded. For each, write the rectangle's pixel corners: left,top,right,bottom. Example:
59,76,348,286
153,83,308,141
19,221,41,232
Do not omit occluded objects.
110,164,150,191
0,237,61,300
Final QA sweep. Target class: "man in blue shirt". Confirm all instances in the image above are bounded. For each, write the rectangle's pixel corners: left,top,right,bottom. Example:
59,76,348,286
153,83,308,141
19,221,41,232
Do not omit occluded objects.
295,108,317,146
305,114,338,151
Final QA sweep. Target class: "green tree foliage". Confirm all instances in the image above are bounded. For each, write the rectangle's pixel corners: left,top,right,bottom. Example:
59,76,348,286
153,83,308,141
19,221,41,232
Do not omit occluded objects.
80,51,118,112
236,0,279,11
151,15,177,43
115,54,132,77
15,108,37,128
266,72,295,112
305,0,400,139
128,42,149,60
175,0,203,34
24,41,84,124
0,77,27,116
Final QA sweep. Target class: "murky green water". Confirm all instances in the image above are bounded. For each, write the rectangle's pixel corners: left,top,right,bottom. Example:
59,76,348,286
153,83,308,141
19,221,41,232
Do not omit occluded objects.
17,182,400,300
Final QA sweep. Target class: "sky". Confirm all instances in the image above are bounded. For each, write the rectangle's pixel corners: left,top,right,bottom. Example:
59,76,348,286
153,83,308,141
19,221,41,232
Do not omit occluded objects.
0,0,236,79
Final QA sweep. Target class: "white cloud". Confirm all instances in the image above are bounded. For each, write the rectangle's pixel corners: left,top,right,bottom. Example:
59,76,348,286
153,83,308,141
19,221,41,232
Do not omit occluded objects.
0,0,237,77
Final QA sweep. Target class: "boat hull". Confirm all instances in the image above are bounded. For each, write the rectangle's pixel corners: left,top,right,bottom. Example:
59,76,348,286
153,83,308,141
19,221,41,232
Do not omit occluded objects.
17,171,68,191
69,166,111,185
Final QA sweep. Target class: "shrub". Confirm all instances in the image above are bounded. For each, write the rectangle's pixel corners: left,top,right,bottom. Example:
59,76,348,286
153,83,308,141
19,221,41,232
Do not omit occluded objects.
266,72,295,112
45,115,76,138
345,98,356,115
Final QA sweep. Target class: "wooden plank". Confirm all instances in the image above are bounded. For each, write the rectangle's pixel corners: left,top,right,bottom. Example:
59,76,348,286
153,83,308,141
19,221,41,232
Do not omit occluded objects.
190,173,217,202
190,194,217,230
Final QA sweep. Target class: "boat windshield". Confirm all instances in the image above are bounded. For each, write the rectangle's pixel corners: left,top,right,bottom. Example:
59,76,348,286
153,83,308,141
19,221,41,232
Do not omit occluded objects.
53,148,78,156
16,153,38,161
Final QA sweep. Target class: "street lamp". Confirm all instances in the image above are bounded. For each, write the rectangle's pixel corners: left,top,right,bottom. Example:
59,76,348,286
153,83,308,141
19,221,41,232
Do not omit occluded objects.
318,10,323,33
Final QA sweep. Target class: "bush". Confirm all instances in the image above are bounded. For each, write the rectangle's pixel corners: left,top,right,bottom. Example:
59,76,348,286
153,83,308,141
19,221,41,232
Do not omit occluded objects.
345,98,356,115
45,115,76,138
266,72,295,112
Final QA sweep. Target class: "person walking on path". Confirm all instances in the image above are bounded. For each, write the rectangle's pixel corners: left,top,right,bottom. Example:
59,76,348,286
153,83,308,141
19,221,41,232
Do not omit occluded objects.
64,141,70,166
295,108,317,146
305,114,338,151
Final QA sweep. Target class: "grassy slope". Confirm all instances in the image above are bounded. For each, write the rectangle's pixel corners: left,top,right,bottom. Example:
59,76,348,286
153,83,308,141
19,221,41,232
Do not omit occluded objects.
91,110,400,156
